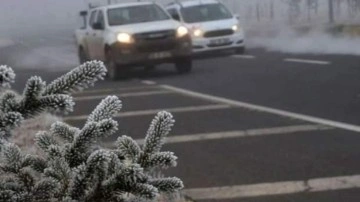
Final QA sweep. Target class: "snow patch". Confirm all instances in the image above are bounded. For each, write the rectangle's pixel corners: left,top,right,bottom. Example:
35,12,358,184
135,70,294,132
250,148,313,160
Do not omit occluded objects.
0,38,14,48
12,112,60,155
13,44,79,71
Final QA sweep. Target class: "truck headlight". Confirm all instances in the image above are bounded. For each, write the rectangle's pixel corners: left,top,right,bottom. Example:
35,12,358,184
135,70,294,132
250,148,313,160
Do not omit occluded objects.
232,25,239,32
117,33,134,44
176,26,189,38
193,28,203,37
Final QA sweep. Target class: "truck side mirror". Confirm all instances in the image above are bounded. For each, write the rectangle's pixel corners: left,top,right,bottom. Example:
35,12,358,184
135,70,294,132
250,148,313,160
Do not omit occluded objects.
171,14,181,21
80,11,88,16
92,22,104,30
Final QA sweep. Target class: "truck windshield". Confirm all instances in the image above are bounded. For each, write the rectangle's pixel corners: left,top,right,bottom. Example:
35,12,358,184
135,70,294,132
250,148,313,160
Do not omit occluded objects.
181,3,233,23
108,4,170,26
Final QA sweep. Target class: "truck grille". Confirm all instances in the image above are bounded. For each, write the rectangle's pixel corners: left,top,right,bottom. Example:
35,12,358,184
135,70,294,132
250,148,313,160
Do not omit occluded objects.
134,30,177,53
136,41,176,52
204,29,234,38
134,29,176,41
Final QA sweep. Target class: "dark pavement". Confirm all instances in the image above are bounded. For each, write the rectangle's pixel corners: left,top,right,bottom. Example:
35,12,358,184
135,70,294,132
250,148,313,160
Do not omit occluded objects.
2,34,360,201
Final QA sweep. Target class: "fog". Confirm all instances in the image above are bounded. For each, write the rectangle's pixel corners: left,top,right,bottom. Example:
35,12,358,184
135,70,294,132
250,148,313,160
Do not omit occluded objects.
0,0,85,37
0,0,360,70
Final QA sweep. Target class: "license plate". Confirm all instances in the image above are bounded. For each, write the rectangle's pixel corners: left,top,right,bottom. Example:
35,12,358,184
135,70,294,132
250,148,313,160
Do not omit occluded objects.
148,52,172,59
209,38,231,45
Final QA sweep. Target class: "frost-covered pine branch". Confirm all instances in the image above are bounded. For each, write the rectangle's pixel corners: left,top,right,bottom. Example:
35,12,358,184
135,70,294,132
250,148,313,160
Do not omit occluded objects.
0,65,15,88
0,61,183,201
43,61,107,95
0,95,183,201
0,61,106,146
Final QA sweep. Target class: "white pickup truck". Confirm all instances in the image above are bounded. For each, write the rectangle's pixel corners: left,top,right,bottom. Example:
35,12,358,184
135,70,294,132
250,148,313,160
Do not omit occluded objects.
75,2,192,79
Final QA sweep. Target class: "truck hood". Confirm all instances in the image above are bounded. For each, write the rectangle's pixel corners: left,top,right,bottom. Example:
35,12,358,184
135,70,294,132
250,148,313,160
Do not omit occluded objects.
108,19,181,34
186,18,238,32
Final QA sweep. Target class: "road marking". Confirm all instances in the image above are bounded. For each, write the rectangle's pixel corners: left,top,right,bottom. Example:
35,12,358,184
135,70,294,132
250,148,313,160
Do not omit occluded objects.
183,174,360,200
142,80,157,85
72,86,158,95
74,90,173,101
103,124,331,148
284,58,330,65
161,85,360,133
153,124,331,144
232,55,256,59
64,104,230,122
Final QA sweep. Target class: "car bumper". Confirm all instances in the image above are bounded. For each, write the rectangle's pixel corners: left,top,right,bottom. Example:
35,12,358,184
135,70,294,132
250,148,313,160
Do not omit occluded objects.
192,32,245,53
110,37,192,66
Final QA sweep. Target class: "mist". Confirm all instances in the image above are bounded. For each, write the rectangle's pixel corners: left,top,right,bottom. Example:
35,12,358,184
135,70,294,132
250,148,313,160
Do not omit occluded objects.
0,0,85,37
1,0,360,70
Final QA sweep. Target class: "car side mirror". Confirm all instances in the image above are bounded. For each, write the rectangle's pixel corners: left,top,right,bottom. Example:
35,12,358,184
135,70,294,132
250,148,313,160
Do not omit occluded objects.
234,14,240,20
92,22,104,30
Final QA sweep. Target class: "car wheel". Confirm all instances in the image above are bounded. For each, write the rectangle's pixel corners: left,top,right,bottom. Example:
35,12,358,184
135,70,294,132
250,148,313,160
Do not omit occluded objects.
144,65,156,73
78,48,87,64
175,57,192,74
235,47,246,54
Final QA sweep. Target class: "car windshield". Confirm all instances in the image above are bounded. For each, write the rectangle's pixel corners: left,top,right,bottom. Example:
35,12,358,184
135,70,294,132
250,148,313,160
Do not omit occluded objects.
107,4,170,26
181,3,233,23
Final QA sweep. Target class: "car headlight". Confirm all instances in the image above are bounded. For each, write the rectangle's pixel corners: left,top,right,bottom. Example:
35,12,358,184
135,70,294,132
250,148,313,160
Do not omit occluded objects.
177,26,189,38
193,28,203,37
117,33,134,43
232,25,239,32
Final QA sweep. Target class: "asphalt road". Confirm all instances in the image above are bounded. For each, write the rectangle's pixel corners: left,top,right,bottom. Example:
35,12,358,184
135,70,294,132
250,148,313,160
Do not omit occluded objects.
2,34,360,201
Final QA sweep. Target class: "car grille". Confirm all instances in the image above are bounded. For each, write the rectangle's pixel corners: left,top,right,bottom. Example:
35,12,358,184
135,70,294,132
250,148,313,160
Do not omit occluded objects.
203,29,234,38
134,29,176,41
207,42,233,48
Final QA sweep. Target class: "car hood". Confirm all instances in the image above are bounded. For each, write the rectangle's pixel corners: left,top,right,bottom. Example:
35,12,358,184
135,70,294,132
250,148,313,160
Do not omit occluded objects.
186,18,238,32
108,19,181,34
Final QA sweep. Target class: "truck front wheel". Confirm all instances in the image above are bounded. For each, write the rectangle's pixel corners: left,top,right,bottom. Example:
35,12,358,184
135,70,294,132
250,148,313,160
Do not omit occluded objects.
175,57,192,74
105,50,123,80
78,48,88,64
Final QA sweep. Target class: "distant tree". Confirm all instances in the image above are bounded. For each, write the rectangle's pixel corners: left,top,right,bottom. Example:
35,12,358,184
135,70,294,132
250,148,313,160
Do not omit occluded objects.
281,0,302,22
306,0,319,20
347,0,360,17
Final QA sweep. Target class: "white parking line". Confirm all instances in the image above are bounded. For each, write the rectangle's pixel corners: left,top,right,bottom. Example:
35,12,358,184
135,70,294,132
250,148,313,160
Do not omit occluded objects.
142,80,157,85
64,104,230,122
284,58,330,65
154,124,331,144
232,55,256,59
74,90,172,101
72,86,158,95
103,124,331,148
161,85,360,133
183,174,360,200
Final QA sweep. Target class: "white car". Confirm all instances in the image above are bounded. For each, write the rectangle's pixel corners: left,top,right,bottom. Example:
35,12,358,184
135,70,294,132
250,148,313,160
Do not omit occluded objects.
75,2,192,80
165,0,245,54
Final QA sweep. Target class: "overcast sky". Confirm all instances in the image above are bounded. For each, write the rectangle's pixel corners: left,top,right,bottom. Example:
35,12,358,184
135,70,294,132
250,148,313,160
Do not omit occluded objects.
0,0,262,36
0,0,355,38
0,0,86,36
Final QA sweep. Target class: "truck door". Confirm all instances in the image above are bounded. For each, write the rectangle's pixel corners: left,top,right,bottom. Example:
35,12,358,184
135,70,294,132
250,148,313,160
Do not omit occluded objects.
86,10,98,59
92,10,106,61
